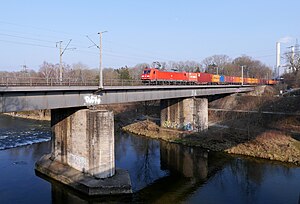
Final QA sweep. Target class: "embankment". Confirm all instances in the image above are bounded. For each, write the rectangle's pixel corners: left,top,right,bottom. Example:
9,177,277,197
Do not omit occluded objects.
123,86,300,165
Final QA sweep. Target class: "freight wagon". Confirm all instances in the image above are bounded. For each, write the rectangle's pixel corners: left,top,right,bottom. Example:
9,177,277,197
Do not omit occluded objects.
141,68,277,86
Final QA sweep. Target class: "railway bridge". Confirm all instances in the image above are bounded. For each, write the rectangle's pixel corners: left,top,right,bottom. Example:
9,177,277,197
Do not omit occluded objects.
0,80,254,195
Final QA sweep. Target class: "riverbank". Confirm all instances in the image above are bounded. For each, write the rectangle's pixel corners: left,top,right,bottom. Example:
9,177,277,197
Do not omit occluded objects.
122,86,300,166
2,110,50,121
122,120,300,165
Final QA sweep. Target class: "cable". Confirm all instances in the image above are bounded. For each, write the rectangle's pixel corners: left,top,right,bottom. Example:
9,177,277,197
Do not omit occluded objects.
0,39,56,49
0,20,283,68
0,33,55,43
0,20,80,37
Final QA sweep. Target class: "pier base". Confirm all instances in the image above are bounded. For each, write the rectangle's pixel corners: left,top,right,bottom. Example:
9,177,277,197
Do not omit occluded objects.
35,108,132,195
36,155,132,195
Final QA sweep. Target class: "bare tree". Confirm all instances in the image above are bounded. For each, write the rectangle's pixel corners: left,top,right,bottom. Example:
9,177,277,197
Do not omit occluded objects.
130,63,150,80
167,60,202,72
38,61,56,83
201,55,231,74
283,46,300,73
103,68,119,84
233,55,272,79
69,62,93,83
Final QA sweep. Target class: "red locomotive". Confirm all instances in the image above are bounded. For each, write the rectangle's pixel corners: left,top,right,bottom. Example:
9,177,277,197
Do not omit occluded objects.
141,68,277,85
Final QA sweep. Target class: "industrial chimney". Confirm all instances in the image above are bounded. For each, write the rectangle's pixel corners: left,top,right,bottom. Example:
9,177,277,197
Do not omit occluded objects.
276,42,281,77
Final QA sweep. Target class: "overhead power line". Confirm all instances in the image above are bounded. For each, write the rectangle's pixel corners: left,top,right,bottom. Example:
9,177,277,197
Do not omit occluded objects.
0,39,56,48
0,20,79,37
0,33,55,43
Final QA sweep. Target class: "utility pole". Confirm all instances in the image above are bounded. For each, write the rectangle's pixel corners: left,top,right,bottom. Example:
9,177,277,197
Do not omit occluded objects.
86,31,107,89
56,39,73,83
241,65,244,85
291,46,295,72
21,64,28,77
21,64,27,72
99,32,103,89
57,41,63,82
86,31,108,89
98,31,107,89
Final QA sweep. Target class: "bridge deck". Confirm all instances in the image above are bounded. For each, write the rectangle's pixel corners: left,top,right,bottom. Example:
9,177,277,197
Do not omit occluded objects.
0,85,254,113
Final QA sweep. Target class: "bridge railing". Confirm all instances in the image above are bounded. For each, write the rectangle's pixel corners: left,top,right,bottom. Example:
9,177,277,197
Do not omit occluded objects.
0,77,99,86
103,79,144,86
0,76,145,87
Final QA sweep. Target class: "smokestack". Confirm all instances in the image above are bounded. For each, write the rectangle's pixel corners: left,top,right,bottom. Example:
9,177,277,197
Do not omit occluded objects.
276,42,281,77
276,42,281,68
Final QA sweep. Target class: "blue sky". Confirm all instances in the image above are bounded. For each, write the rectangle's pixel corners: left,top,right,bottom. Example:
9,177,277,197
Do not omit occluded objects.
0,0,299,71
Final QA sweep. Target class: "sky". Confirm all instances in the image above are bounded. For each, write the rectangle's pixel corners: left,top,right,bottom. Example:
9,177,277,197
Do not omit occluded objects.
0,0,299,72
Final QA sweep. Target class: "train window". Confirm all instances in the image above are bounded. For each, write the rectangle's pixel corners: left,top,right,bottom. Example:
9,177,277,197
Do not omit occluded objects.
143,70,150,74
153,71,156,74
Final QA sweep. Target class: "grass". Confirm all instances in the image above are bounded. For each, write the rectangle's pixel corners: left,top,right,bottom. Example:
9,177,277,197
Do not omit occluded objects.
293,141,300,151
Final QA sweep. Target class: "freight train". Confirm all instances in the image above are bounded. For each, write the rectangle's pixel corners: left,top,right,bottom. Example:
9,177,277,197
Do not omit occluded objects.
141,68,277,85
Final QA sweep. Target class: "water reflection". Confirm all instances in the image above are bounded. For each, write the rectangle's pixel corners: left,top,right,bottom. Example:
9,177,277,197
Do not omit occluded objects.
187,157,300,204
47,134,230,203
115,132,168,191
133,141,232,203
160,141,208,179
1,116,300,204
47,152,300,203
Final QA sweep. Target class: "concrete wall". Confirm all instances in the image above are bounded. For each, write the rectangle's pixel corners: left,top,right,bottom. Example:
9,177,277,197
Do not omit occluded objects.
194,98,208,132
51,108,115,178
160,98,208,131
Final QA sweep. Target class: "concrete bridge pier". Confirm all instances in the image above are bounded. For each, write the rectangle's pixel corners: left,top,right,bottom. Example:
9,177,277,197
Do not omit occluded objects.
35,108,132,195
160,98,208,131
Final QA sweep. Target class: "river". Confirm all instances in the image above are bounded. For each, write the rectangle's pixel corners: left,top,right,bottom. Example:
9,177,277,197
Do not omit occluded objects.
0,114,299,203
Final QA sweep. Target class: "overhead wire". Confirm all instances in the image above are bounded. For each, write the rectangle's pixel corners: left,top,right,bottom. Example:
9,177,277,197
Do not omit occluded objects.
0,39,56,49
0,30,279,67
0,33,55,43
0,20,81,38
0,31,167,62
0,20,283,68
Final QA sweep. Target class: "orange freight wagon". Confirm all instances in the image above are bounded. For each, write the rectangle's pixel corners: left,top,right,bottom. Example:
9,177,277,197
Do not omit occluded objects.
212,74,220,84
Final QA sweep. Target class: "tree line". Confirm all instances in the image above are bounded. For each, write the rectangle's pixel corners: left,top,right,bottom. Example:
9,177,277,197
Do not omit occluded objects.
127,55,274,80
0,54,287,83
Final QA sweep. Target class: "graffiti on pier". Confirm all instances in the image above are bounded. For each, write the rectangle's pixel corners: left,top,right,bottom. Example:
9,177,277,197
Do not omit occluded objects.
83,95,101,106
162,121,194,131
162,120,179,129
183,122,193,131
